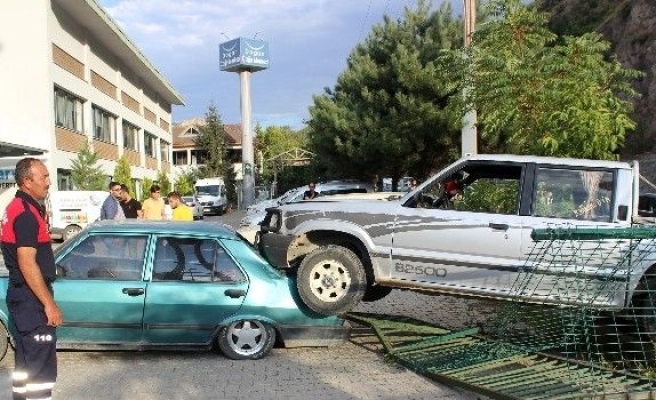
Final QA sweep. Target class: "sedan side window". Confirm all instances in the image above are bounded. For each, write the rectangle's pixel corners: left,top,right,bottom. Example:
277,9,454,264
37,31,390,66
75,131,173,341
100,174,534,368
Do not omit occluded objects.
152,237,245,283
57,235,147,280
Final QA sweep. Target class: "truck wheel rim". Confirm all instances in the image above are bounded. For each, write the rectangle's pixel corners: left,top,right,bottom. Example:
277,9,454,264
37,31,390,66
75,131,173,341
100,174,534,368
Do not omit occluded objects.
308,259,351,303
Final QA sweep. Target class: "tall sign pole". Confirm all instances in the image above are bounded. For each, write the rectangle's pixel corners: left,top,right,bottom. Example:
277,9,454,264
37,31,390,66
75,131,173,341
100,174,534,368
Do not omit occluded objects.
462,0,477,157
219,37,270,208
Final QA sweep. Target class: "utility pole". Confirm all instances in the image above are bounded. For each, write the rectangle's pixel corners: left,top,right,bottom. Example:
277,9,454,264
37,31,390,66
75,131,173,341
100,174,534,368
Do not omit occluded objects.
461,0,477,157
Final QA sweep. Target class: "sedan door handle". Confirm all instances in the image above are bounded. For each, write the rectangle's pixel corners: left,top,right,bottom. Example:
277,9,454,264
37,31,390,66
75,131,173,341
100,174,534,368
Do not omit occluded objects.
122,288,145,297
224,289,246,299
489,223,509,231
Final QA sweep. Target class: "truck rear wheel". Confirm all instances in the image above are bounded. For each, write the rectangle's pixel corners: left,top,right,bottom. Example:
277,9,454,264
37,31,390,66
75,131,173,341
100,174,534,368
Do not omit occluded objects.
297,245,366,316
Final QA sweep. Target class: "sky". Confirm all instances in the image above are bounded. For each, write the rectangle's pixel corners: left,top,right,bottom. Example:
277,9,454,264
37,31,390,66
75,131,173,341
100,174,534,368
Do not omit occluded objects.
98,0,462,130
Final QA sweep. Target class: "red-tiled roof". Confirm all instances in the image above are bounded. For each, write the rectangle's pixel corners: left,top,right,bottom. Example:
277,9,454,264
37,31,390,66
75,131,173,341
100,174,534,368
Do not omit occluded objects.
171,119,242,148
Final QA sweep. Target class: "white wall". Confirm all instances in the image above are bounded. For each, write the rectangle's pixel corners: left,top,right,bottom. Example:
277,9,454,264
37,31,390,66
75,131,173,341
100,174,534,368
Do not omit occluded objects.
0,0,52,154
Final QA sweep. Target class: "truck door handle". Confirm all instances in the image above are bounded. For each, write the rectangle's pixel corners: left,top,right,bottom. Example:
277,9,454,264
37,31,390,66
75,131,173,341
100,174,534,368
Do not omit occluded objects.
224,289,246,298
122,288,145,296
489,223,509,231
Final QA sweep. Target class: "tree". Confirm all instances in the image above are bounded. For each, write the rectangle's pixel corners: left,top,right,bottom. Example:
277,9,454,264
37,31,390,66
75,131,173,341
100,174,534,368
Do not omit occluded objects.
223,164,238,208
70,142,106,190
113,156,133,194
444,0,641,160
254,125,307,182
307,1,463,187
141,177,154,201
156,169,171,196
174,168,199,196
196,102,226,178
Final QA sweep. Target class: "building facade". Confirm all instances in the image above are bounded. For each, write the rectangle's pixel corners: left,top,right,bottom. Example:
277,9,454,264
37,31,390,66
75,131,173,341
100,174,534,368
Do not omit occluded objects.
171,119,243,182
0,0,184,200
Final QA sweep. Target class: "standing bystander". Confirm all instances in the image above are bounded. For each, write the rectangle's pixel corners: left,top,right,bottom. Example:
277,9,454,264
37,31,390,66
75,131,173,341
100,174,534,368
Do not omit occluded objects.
166,191,194,221
119,184,143,219
100,181,125,220
0,158,64,400
142,185,165,220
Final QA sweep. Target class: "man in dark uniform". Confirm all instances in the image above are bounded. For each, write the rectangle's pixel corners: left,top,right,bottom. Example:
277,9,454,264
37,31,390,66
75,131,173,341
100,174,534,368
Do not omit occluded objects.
0,158,63,400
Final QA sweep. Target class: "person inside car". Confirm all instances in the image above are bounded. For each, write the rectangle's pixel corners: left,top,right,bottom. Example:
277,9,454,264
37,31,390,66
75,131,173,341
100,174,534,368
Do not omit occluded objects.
303,182,319,200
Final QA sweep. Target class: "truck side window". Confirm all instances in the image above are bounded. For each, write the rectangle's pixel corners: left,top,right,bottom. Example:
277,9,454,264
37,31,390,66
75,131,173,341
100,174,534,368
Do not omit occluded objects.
533,167,613,222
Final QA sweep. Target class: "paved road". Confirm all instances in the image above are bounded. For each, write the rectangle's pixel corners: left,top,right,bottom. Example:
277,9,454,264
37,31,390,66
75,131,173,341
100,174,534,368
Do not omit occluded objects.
0,211,489,399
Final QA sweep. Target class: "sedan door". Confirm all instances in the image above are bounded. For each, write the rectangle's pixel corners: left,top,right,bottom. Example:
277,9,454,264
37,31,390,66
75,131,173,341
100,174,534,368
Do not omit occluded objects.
142,236,248,345
54,234,149,344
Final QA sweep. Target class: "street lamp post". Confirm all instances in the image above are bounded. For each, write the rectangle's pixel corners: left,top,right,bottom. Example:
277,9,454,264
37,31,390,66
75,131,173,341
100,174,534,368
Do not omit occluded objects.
461,0,477,157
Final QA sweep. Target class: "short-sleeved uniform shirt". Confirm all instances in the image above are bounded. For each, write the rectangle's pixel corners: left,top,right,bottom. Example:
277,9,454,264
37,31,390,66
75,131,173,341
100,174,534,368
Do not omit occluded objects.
172,205,194,221
0,190,56,284
121,198,142,219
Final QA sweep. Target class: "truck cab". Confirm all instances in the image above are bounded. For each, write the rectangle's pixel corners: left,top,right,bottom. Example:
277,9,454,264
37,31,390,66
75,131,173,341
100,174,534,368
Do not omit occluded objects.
195,177,227,216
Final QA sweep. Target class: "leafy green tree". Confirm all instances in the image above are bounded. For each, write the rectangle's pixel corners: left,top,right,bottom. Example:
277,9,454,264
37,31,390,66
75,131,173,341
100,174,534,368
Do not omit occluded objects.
444,0,641,160
254,125,307,181
196,103,226,178
141,177,154,201
307,1,463,187
174,168,198,196
156,169,171,196
70,142,106,190
113,156,134,194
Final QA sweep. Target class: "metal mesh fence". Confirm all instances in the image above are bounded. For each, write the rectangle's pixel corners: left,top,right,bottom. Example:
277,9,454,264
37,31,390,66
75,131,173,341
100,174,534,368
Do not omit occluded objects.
485,224,656,383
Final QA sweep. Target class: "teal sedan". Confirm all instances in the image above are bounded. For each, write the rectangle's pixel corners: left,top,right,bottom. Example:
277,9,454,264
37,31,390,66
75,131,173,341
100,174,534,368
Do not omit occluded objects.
0,221,350,360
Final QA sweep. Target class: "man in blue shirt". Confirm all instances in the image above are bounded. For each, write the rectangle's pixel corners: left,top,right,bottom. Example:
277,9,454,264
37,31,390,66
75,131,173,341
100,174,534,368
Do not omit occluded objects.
100,181,125,220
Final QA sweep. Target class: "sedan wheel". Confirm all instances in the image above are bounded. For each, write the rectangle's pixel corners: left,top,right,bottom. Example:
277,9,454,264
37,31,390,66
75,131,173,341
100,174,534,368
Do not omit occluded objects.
0,326,9,362
297,245,366,316
217,320,275,360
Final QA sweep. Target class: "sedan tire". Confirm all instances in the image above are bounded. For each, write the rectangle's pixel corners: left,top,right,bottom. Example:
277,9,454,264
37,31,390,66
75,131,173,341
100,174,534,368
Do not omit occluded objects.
217,320,275,360
0,325,9,362
297,245,367,316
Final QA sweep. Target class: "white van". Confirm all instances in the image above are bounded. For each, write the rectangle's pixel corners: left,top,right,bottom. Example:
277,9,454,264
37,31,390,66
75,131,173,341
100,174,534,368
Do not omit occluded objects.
194,177,227,215
47,191,107,241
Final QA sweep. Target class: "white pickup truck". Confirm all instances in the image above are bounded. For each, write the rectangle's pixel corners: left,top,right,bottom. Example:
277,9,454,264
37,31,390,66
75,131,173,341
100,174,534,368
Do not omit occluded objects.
258,154,655,317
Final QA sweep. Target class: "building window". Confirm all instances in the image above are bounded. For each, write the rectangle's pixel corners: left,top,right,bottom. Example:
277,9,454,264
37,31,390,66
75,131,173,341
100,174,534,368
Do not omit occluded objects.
183,127,200,136
54,87,83,132
92,106,116,143
122,121,139,151
190,149,208,165
160,140,170,162
144,132,157,158
57,169,74,190
173,151,188,166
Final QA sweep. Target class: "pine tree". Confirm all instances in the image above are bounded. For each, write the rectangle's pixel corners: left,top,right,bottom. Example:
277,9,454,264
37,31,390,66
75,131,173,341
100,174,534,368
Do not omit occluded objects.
223,163,238,208
70,142,106,190
196,103,226,178
113,156,134,194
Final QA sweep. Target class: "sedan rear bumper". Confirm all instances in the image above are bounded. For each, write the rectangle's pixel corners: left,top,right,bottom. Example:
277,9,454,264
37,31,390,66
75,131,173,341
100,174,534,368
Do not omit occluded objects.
258,232,295,269
278,322,351,348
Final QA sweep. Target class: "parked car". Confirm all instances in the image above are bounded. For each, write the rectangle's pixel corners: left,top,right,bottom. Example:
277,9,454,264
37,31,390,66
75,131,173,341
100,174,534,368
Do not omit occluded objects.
0,221,349,361
182,195,204,220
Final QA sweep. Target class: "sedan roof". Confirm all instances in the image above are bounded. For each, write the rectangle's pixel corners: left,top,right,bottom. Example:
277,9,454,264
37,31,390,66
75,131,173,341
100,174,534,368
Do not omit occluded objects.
86,220,238,240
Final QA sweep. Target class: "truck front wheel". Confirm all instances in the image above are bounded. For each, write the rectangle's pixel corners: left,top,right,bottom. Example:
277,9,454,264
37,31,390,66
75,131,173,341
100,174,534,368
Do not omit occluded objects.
297,245,367,316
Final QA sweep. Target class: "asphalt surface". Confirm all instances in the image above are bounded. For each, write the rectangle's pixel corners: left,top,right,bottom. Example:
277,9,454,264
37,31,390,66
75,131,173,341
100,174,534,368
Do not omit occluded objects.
0,211,489,400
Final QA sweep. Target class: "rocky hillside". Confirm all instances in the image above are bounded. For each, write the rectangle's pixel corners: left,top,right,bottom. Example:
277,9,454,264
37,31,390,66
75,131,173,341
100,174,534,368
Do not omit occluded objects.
536,0,656,157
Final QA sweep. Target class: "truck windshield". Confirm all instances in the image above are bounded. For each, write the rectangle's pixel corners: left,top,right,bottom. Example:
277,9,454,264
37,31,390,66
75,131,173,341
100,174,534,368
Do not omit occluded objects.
196,185,223,196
